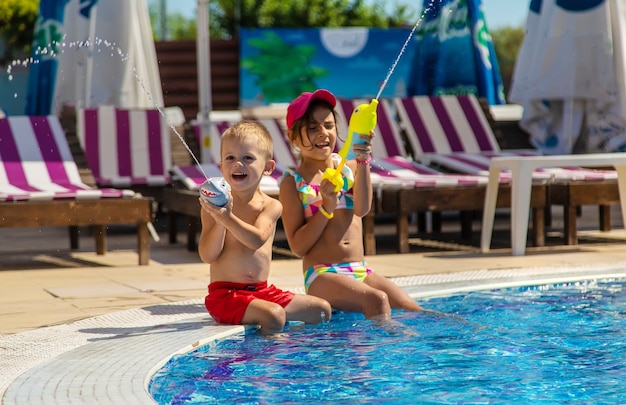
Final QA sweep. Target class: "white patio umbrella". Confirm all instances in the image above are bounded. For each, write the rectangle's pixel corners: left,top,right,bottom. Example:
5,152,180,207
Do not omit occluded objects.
509,0,626,154
51,0,164,114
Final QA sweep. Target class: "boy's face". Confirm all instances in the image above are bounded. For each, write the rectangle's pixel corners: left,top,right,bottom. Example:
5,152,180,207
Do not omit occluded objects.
219,136,274,191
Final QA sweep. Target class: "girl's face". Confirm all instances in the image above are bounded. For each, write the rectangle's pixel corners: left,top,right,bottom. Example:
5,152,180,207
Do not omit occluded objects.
294,105,337,161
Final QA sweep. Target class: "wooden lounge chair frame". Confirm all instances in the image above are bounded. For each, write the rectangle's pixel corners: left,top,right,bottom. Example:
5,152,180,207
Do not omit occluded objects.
0,115,153,265
370,183,546,254
0,198,153,264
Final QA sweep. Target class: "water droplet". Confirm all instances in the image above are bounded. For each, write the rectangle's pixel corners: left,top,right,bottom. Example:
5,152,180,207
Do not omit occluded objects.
13,93,18,98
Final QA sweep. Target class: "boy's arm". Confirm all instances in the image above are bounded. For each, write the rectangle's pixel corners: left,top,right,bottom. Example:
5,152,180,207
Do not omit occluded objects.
198,200,227,264
210,196,282,251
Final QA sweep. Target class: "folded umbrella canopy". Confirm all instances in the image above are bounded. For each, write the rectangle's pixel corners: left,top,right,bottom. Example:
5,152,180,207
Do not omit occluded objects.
25,0,164,115
509,0,626,154
407,0,505,105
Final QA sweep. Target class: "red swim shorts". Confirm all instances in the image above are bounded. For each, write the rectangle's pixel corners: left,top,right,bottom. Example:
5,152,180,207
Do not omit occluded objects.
204,280,295,325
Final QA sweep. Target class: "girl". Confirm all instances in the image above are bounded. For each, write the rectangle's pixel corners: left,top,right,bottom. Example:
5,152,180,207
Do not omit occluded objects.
278,89,424,320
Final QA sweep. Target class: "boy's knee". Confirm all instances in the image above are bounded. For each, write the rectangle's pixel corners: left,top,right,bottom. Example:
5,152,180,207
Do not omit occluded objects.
262,305,287,331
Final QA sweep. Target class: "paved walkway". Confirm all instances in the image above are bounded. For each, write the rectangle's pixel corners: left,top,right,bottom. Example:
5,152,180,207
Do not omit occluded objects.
2,207,626,403
3,228,626,336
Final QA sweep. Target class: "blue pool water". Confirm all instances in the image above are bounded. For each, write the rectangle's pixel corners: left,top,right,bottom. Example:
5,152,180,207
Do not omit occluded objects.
149,279,626,404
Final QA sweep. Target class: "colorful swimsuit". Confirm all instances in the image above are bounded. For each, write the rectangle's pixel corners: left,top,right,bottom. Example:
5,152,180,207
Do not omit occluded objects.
279,155,370,291
303,261,373,292
278,154,355,219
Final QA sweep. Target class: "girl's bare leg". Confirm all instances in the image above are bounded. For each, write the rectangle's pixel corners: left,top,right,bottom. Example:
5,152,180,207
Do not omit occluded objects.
284,294,332,324
308,272,392,320
363,272,423,311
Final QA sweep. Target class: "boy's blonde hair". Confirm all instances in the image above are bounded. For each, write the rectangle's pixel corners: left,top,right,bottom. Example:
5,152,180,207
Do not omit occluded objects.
220,120,274,160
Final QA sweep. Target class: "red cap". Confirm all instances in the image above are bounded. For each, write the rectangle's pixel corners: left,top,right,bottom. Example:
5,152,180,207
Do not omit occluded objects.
286,89,337,129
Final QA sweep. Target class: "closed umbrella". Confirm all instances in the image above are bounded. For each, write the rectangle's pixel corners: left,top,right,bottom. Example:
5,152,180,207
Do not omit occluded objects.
509,0,626,154
50,0,163,113
407,0,505,105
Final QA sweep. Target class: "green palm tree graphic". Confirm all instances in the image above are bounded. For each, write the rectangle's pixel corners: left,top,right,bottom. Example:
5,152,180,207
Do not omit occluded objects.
242,31,329,103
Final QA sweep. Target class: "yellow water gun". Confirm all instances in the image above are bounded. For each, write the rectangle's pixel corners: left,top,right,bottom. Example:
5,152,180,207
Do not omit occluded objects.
322,99,378,192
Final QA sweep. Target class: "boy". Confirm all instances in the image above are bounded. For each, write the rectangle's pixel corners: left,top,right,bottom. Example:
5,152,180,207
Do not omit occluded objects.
198,120,331,333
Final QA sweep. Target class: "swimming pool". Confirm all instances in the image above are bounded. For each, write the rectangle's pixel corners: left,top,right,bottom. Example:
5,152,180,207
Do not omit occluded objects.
149,278,626,404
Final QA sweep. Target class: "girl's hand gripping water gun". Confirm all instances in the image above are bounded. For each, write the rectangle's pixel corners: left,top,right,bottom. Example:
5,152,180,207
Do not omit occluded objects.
322,99,378,192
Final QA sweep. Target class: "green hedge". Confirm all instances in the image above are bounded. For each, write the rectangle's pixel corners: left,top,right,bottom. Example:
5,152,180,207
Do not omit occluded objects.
0,0,38,66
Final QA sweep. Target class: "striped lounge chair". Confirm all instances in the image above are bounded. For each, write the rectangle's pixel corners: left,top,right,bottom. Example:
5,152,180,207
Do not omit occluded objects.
0,115,153,264
75,106,172,203
334,98,547,253
394,95,619,245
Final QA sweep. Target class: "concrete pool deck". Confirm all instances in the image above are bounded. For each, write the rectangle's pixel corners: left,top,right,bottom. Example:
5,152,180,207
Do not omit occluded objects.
2,208,626,403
